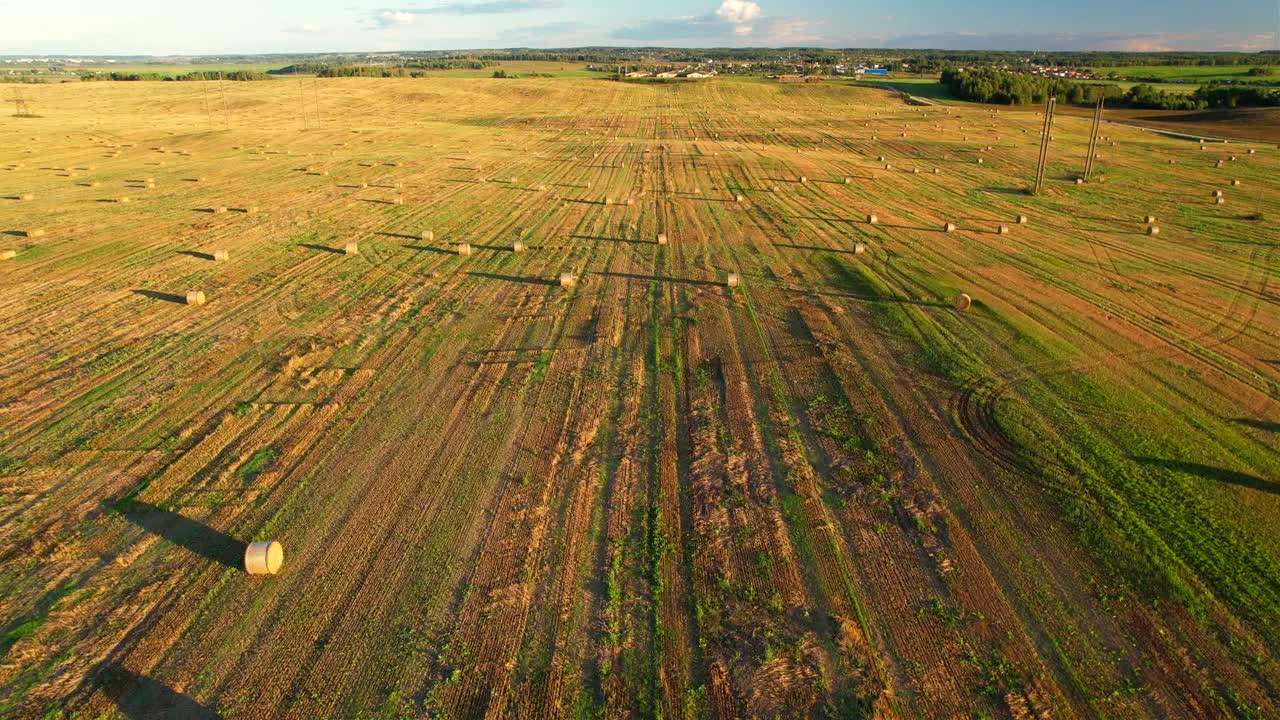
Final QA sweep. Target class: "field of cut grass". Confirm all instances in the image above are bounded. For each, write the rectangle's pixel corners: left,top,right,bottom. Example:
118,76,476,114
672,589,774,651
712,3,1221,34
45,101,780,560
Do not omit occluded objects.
0,74,1277,720
1090,64,1275,82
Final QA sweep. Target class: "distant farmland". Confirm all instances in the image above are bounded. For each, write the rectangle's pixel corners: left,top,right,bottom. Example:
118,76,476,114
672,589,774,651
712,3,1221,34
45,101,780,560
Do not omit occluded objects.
0,75,1277,719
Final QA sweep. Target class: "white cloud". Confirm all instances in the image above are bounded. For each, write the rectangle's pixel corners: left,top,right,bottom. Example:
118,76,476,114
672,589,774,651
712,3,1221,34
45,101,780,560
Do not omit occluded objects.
716,0,762,35
716,0,762,24
374,10,416,28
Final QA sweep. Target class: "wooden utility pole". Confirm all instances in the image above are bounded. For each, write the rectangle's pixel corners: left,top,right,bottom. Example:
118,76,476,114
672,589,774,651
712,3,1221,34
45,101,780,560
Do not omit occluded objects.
1033,95,1056,195
1083,97,1104,182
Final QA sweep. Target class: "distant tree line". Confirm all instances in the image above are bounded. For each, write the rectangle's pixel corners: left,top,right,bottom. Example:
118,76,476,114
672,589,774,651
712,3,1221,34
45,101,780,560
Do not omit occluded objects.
269,59,493,78
79,70,271,82
941,68,1280,110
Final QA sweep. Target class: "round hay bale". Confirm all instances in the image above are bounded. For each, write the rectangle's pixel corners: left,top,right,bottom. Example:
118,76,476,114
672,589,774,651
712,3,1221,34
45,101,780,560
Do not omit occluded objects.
954,293,972,311
118,197,131,203
512,240,526,253
1216,197,1226,205
726,272,740,289
393,195,404,205
943,222,957,233
244,540,284,575
627,198,635,206
657,233,668,246
559,273,577,288
1248,148,1256,155
0,249,16,260
23,228,45,238
1144,215,1157,224
212,249,229,262
1146,225,1160,236
844,177,852,184
854,241,866,255
1075,178,1085,185
933,168,941,174
605,197,614,205
343,242,359,255
1017,215,1028,225
735,194,745,203
185,290,207,306
246,206,259,214
455,242,472,256
997,225,1010,235
422,230,434,241
878,156,885,162
18,193,35,201
976,158,984,164
867,213,879,224
884,163,892,170
213,206,227,214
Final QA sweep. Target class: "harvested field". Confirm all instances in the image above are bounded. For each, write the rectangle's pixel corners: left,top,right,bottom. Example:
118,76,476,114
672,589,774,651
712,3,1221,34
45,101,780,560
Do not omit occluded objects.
1,76,1278,720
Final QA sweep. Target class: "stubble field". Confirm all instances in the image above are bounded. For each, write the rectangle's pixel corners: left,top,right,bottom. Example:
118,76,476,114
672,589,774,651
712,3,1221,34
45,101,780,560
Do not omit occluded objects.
1,76,1278,719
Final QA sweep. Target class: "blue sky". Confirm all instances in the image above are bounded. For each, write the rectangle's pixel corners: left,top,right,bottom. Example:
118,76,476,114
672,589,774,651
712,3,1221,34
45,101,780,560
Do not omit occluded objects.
1,0,1276,55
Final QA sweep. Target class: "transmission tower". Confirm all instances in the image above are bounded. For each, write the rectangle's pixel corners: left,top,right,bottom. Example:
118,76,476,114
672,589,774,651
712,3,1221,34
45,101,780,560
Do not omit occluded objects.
12,88,34,118
1032,95,1056,195
1083,97,1104,182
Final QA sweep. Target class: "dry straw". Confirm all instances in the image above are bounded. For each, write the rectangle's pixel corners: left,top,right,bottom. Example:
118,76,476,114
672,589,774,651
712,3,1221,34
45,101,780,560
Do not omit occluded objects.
343,242,359,255
1147,225,1160,236
18,193,34,201
954,293,972,311
0,250,16,260
1144,215,1157,224
421,230,434,241
244,541,284,575
657,233,668,245
512,241,526,253
997,225,1010,235
1017,214,1029,225
943,222,957,233
726,272,740,288
854,241,866,254
213,249,229,262
867,214,879,224
23,228,45,238
213,206,227,214
185,291,207,306
455,242,472,256
559,273,577,288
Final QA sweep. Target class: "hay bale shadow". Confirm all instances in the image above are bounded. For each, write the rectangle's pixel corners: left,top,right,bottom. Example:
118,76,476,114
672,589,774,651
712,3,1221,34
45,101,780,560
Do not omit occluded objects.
403,244,451,254
176,250,215,261
107,500,246,568
132,289,188,304
1132,456,1278,496
300,243,344,255
89,663,219,720
466,271,557,286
